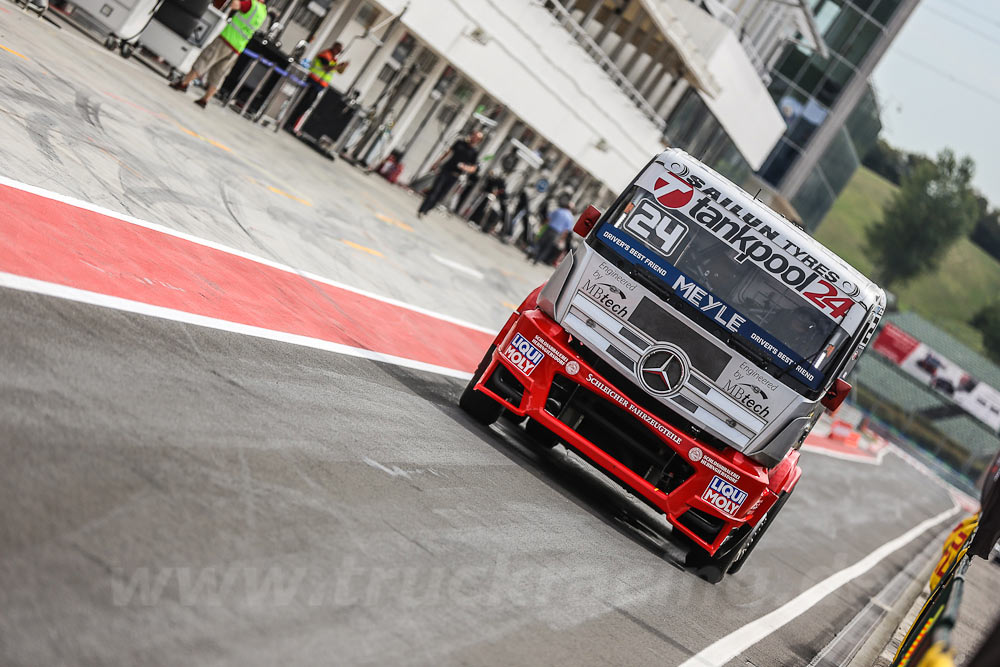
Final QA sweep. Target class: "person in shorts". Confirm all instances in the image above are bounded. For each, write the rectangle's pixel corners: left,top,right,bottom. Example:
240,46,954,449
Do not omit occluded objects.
169,0,267,108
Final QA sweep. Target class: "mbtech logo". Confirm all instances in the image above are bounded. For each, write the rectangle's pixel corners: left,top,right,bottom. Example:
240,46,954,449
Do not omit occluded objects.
722,381,770,419
582,280,630,317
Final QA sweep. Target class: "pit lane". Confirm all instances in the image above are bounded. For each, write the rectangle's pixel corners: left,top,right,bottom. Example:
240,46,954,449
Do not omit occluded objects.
0,9,962,666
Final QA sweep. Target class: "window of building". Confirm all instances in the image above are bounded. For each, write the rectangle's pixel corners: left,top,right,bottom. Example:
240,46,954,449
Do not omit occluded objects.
663,89,705,148
391,33,417,64
841,19,883,67
812,0,843,36
355,2,379,28
825,6,867,55
868,0,902,27
760,137,803,186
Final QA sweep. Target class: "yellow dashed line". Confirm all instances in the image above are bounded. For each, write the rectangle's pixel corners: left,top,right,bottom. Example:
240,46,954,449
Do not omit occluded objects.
0,44,28,60
266,185,312,207
205,138,232,153
171,121,233,154
375,212,413,232
501,300,519,311
342,240,384,257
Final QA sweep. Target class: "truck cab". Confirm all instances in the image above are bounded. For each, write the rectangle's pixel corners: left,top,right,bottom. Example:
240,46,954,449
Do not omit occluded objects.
460,149,885,582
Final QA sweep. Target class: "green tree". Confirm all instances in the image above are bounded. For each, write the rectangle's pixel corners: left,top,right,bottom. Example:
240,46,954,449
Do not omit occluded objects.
862,138,906,185
971,302,1000,363
865,149,979,287
969,194,1000,262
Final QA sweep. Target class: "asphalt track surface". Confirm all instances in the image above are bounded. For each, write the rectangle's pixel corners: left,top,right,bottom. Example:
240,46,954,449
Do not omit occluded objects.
0,8,964,666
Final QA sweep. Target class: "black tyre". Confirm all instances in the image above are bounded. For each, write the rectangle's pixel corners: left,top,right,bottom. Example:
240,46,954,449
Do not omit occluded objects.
153,2,201,38
525,418,559,448
459,346,502,426
119,42,134,58
685,490,791,583
500,410,525,425
727,491,790,575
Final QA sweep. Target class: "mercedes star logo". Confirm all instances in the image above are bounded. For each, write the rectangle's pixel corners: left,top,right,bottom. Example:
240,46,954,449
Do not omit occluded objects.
637,344,691,397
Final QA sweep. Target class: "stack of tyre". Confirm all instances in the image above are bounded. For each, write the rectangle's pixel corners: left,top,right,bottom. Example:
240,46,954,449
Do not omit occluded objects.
153,0,213,40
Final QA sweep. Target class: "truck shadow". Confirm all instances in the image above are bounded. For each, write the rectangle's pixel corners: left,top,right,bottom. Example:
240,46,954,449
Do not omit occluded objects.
463,410,694,573
363,357,699,577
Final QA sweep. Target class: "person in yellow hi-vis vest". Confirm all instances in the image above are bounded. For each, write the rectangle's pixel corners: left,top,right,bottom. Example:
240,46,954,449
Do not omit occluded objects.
285,41,349,132
170,0,268,108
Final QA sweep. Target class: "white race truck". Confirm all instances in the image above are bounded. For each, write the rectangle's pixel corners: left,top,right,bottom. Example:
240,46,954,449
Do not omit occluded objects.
460,149,886,582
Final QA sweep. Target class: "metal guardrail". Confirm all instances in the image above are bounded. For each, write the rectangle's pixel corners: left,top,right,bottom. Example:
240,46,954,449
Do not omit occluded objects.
222,48,310,129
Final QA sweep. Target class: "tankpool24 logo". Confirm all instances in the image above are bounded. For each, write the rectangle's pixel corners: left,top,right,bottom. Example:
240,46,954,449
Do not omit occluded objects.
503,333,544,376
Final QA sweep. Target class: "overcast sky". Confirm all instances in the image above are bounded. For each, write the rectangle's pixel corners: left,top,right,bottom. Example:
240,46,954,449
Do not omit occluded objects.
871,0,1000,207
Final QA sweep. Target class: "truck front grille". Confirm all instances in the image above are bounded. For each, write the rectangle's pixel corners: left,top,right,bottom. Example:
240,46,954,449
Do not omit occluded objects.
546,371,694,495
568,338,732,454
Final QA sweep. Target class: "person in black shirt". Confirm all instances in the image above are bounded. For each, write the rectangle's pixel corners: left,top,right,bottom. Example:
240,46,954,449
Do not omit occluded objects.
418,131,484,217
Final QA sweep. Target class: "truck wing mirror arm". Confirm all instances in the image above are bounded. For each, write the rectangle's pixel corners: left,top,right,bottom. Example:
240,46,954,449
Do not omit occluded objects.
573,205,602,238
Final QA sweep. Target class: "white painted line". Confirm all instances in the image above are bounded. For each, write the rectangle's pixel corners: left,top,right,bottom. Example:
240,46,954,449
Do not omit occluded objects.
677,503,960,667
801,443,889,466
431,254,485,280
0,175,496,335
0,272,474,381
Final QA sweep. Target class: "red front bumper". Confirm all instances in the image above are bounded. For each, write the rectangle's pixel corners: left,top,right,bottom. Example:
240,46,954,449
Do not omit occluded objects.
476,308,786,555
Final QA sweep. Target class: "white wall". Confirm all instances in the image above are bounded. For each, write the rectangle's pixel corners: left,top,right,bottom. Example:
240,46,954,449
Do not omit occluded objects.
665,0,786,169
700,30,786,169
372,0,666,193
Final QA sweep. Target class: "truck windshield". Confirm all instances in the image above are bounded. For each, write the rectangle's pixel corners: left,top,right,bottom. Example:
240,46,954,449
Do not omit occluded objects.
603,188,856,386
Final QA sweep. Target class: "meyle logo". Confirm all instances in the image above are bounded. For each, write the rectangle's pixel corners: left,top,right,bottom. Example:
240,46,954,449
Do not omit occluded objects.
701,475,748,516
503,333,544,376
722,381,770,419
582,280,630,317
672,275,746,333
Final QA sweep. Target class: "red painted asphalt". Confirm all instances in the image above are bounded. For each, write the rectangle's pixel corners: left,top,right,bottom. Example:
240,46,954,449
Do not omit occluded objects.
803,432,882,461
0,183,495,372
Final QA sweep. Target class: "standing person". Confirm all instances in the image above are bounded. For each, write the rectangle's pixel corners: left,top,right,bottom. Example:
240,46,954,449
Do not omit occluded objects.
169,0,268,108
417,131,483,218
531,194,574,265
503,188,531,243
286,41,349,131
472,170,508,233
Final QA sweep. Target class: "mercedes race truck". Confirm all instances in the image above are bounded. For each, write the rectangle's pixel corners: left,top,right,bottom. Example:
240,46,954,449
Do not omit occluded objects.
459,149,886,582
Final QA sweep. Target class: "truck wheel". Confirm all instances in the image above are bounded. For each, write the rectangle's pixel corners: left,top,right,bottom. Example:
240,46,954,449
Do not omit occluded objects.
459,346,502,426
500,410,524,425
684,490,792,583
525,418,559,448
727,491,790,575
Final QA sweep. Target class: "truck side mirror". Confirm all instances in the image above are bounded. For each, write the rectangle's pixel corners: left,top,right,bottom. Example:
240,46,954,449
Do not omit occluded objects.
573,205,602,237
821,378,851,413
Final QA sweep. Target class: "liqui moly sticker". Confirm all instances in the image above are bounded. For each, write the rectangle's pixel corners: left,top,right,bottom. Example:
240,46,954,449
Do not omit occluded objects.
701,475,748,516
503,333,544,376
